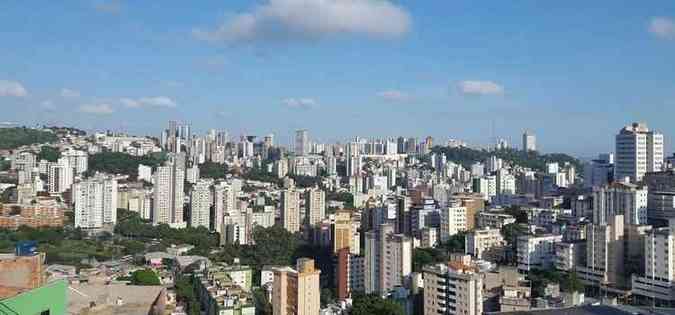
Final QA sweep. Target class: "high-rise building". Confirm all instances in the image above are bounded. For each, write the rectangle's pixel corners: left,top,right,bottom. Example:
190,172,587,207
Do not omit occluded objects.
364,224,412,295
152,153,185,227
48,157,74,194
584,153,614,188
522,130,536,152
295,129,309,156
632,219,675,303
272,258,321,315
333,210,359,255
577,215,626,290
213,182,236,233
72,174,118,229
592,182,648,225
304,188,325,227
190,179,213,229
424,261,483,315
62,148,88,174
281,189,300,233
440,206,467,242
615,122,664,182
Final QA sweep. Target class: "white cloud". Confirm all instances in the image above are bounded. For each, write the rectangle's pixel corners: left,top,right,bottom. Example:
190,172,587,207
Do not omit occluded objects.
458,80,504,95
80,104,114,114
649,17,675,40
193,0,411,43
121,96,177,108
60,88,80,98
377,89,410,102
282,98,317,109
0,80,28,97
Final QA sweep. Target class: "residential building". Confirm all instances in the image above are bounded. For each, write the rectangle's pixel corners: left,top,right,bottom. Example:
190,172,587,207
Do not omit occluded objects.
440,206,467,242
517,234,563,272
593,182,648,225
523,130,536,152
364,224,412,295
273,258,321,315
615,122,664,182
423,261,483,315
190,179,213,229
304,187,325,227
281,189,300,233
152,153,185,227
72,174,118,229
576,215,626,291
465,228,504,261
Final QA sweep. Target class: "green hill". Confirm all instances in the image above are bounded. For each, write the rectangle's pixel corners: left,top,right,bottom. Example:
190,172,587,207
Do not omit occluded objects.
0,127,58,150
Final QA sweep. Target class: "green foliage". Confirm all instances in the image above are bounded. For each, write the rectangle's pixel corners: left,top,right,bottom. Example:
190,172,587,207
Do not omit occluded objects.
561,271,584,293
175,275,200,315
432,146,582,173
527,268,563,297
131,269,161,286
241,167,282,185
253,287,272,315
87,151,166,178
115,209,219,254
321,288,336,307
439,231,466,253
37,146,61,162
326,191,354,208
413,247,449,272
351,293,405,315
0,158,10,171
289,175,321,188
0,127,57,150
198,162,227,179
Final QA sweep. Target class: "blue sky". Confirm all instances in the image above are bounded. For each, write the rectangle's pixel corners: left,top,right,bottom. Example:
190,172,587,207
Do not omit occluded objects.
1,1,675,156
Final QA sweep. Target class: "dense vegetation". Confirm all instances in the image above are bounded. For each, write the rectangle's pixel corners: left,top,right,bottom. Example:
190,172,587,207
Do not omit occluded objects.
130,269,161,285
87,151,166,178
37,146,61,162
527,269,584,297
198,162,228,179
431,146,582,173
413,247,449,272
175,275,200,315
351,293,405,315
0,127,58,150
114,209,218,256
326,191,354,208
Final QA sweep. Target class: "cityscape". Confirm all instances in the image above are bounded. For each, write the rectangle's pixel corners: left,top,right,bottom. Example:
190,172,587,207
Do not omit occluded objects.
2,1,675,315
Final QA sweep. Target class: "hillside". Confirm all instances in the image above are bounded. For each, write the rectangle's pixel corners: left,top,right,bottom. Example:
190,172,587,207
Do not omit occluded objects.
0,127,58,150
431,146,582,172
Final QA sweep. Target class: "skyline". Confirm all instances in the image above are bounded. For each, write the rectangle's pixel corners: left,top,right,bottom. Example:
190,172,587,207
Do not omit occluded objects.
2,1,675,155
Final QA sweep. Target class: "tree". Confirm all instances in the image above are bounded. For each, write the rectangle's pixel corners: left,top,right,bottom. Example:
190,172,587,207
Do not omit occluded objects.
351,294,405,315
561,271,584,293
431,146,582,173
37,146,61,162
439,232,466,253
413,248,449,272
131,269,161,285
198,162,227,179
0,127,57,150
87,151,166,178
505,205,528,224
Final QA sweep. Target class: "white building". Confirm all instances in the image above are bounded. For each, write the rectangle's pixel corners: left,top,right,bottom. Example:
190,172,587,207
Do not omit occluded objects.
62,148,88,174
186,165,200,184
466,228,505,261
523,130,536,152
440,206,467,242
517,234,563,272
138,164,153,182
190,179,213,229
632,219,675,302
152,153,185,227
295,129,310,156
615,122,664,182
577,215,625,290
424,261,483,315
72,175,118,229
48,157,74,194
593,182,648,225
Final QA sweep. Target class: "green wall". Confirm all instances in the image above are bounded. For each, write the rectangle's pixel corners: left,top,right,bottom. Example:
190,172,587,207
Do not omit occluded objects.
0,280,67,315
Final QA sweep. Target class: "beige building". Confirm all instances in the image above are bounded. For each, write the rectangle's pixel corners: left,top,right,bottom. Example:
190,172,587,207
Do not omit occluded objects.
440,206,467,242
577,215,627,291
424,260,483,315
304,188,325,227
333,210,359,255
364,224,412,295
272,258,321,315
465,228,504,261
281,189,300,233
